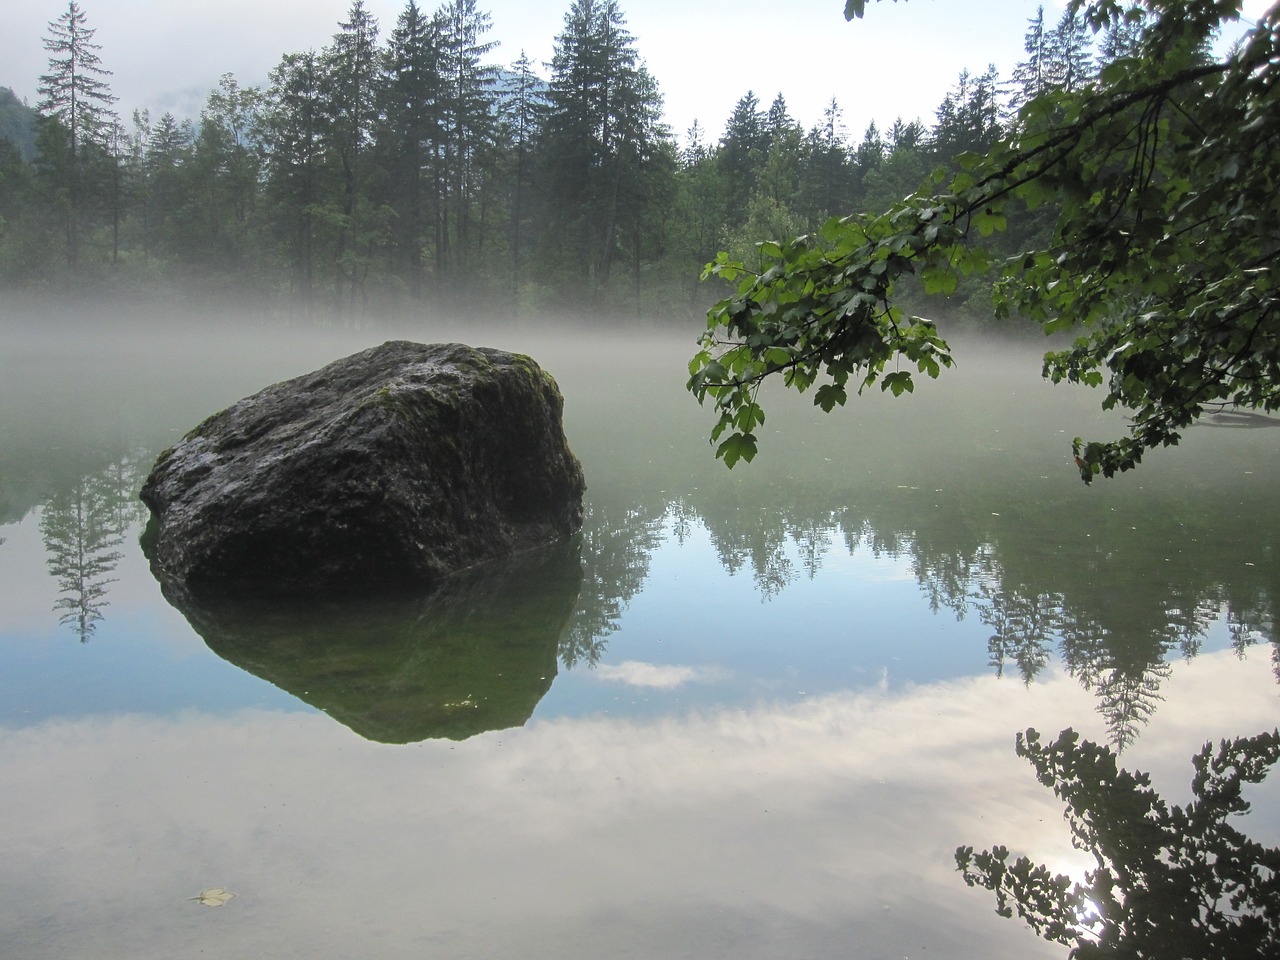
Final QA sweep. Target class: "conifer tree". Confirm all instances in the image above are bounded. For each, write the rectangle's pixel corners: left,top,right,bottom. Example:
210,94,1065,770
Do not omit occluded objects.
377,0,445,299
435,0,499,288
264,50,330,313
324,0,381,307
37,1,117,270
191,75,266,272
498,50,548,303
931,65,1001,159
542,0,668,301
717,90,766,221
1009,5,1052,109
1048,8,1094,92
796,100,852,229
1097,5,1148,64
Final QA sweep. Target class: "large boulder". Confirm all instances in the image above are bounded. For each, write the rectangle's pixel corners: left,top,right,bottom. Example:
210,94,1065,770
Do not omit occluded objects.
140,340,586,598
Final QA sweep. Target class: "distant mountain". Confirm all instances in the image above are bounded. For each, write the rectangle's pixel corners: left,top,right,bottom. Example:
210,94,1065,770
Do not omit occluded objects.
0,87,38,160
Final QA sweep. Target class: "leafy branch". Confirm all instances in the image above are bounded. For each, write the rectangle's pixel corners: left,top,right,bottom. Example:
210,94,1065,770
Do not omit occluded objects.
689,0,1280,481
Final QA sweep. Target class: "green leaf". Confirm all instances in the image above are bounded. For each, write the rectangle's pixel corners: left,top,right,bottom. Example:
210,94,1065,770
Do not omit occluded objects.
973,208,1007,238
735,401,766,432
881,371,914,397
814,383,847,412
921,265,958,296
715,432,757,469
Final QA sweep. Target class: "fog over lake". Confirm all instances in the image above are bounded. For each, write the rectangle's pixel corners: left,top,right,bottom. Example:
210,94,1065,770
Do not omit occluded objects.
2,305,1277,959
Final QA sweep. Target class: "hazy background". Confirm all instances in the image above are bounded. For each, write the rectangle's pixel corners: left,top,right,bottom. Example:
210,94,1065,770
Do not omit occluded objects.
5,0,1266,148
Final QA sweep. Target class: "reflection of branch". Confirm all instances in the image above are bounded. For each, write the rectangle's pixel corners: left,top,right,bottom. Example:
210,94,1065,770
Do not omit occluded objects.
958,728,1280,958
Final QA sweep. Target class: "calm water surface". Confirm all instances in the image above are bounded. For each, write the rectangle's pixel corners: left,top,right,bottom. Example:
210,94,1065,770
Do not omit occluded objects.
2,312,1277,959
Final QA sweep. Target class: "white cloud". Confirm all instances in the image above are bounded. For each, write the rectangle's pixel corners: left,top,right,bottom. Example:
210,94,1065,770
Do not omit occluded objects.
3,646,1277,959
592,659,727,688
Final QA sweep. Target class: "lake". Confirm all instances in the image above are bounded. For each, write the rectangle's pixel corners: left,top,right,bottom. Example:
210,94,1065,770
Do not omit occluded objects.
2,308,1278,959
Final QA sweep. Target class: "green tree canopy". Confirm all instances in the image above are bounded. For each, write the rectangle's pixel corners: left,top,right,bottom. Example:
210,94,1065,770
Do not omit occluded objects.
688,0,1280,481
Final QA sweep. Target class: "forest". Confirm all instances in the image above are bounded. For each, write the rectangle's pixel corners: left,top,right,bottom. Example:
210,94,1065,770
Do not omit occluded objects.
0,0,1134,322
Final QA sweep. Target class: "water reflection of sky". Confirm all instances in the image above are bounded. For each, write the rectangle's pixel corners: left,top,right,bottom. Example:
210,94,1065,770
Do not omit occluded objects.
1,508,305,724
0,504,1255,730
546,516,1005,721
3,648,1276,960
5,493,1275,957
4,325,1279,958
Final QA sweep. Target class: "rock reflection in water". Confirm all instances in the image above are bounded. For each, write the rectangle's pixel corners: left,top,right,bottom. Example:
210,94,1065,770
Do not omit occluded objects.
159,543,583,742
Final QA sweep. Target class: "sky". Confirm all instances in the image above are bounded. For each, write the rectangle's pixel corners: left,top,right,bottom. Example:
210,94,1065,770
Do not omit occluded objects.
1,0,1270,148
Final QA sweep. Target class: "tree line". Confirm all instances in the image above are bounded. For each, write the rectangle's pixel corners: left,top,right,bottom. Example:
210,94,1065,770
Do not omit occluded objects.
0,0,1135,322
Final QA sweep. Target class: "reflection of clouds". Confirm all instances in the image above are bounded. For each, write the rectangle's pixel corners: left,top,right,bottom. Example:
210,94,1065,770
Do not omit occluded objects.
3,650,1277,960
592,660,728,688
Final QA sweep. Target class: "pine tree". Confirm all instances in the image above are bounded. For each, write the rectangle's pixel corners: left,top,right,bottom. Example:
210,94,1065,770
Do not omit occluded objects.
498,50,548,305
191,75,266,273
853,119,881,170
1009,5,1052,110
681,119,710,166
542,0,669,301
1097,5,1148,65
376,0,445,299
435,0,499,289
931,66,1001,159
324,0,381,308
1048,8,1093,93
757,95,802,209
672,118,728,305
763,93,796,148
798,99,852,227
717,90,766,226
264,50,330,314
37,1,117,270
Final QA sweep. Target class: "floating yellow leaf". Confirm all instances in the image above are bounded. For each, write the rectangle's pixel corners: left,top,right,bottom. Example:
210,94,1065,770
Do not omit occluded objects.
188,887,236,907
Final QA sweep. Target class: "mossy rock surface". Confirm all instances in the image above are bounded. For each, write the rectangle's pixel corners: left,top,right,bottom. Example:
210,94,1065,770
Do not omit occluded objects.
140,341,586,598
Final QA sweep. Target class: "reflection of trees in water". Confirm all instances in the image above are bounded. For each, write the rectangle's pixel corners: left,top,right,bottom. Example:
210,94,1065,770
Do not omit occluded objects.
978,578,1272,749
697,495,800,600
972,579,1216,750
642,480,1280,748
99,453,152,531
929,553,1273,749
1227,595,1280,683
979,580,1058,682
39,453,147,641
559,498,667,668
958,727,1280,959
